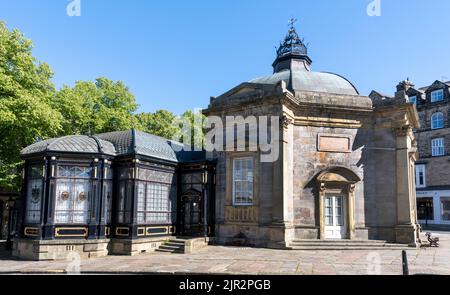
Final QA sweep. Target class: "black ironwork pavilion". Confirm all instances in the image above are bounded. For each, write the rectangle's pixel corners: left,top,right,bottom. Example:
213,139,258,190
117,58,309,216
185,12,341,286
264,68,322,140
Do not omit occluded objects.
15,130,215,259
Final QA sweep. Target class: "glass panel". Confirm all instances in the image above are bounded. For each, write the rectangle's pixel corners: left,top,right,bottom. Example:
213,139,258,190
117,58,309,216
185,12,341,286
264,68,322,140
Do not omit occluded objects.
441,198,450,221
233,158,254,205
30,166,43,178
104,181,113,224
58,166,91,178
417,198,434,220
117,181,126,223
325,197,333,226
415,165,426,187
335,197,344,226
25,178,42,223
432,138,445,157
431,89,444,102
55,178,90,224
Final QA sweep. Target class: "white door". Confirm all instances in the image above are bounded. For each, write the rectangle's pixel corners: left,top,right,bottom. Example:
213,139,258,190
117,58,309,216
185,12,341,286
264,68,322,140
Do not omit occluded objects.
324,196,347,239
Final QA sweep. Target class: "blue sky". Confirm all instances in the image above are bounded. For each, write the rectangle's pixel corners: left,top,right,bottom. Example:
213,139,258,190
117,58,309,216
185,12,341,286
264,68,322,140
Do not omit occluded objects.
1,0,449,114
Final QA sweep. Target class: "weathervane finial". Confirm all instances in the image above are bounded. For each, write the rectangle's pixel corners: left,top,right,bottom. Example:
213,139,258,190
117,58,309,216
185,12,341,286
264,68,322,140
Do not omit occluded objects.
289,18,297,28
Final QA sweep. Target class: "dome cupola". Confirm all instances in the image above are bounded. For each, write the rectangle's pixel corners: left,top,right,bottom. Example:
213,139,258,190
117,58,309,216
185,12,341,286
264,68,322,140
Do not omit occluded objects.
273,18,312,73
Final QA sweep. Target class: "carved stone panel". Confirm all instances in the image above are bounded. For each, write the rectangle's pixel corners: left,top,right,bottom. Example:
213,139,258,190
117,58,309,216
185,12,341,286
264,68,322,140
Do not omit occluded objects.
225,206,258,223
317,134,352,153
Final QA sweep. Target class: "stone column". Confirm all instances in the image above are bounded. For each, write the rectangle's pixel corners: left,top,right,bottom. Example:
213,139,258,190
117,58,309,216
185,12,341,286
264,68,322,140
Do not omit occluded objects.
348,184,356,240
394,127,418,245
319,183,325,240
270,107,295,246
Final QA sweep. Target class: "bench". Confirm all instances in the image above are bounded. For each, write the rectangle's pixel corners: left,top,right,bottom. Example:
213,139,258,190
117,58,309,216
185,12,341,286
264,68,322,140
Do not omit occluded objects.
425,232,439,247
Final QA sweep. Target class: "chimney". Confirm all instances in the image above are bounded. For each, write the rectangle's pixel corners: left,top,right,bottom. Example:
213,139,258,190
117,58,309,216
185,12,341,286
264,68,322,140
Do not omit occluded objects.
396,78,415,92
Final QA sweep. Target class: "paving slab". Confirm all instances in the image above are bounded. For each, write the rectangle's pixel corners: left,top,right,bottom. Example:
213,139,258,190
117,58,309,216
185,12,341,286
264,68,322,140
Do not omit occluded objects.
0,232,449,275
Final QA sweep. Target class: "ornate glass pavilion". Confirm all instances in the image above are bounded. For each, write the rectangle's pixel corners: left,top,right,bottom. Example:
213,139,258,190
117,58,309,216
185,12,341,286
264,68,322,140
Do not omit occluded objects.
14,130,215,260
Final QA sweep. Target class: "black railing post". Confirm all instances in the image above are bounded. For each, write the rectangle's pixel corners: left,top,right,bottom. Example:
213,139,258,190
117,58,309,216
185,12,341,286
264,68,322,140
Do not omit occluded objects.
402,250,409,275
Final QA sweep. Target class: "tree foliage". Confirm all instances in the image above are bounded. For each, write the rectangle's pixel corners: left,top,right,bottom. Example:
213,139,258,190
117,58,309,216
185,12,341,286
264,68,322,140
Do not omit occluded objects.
135,110,178,139
54,77,138,136
0,21,61,190
0,21,203,192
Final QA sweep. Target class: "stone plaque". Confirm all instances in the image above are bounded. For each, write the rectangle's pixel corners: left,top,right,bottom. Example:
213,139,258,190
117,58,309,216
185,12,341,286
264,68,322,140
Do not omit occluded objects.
318,134,351,153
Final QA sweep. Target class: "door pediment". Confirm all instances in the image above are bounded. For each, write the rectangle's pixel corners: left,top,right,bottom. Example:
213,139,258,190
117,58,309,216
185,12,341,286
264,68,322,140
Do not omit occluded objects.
316,167,361,184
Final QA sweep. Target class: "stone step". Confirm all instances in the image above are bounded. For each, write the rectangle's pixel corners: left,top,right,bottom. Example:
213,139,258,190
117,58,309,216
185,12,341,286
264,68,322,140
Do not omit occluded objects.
289,242,397,247
166,240,186,245
155,248,184,254
289,245,409,250
159,244,185,251
155,237,188,254
288,239,410,250
291,239,387,244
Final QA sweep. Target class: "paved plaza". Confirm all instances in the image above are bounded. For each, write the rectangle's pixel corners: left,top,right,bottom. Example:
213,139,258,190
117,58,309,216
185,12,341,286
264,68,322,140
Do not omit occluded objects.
0,232,449,275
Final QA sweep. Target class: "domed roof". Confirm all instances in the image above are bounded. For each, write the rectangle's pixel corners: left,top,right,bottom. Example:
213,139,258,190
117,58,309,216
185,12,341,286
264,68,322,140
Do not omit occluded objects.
21,130,206,163
97,130,181,162
248,19,359,96
249,69,359,96
21,135,116,156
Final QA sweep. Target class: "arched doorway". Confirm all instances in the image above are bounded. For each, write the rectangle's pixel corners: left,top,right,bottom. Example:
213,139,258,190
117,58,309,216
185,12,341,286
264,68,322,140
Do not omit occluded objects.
180,189,203,236
316,167,361,240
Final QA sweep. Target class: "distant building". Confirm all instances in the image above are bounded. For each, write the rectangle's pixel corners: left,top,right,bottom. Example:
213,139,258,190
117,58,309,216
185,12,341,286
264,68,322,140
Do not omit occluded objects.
371,79,450,230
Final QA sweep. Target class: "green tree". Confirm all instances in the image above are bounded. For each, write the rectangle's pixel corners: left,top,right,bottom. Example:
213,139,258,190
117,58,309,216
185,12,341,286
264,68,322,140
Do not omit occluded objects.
176,109,205,149
53,77,139,135
135,110,178,139
0,21,62,191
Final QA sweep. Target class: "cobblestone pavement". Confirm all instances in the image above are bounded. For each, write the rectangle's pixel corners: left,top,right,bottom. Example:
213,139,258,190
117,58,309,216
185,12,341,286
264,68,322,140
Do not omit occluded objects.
0,232,449,275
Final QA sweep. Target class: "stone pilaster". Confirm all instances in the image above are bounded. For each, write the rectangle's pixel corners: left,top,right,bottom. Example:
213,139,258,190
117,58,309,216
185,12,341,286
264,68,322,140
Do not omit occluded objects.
394,127,419,245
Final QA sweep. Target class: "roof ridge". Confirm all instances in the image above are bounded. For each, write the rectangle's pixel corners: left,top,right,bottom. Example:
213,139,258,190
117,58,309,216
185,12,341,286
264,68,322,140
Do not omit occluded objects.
89,135,104,154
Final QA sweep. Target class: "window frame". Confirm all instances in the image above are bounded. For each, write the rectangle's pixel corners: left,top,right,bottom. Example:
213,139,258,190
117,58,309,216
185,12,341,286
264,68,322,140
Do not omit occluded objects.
431,112,444,130
232,157,254,206
25,165,44,224
441,197,450,221
431,138,445,157
431,89,444,103
415,164,426,188
409,95,417,105
54,165,92,225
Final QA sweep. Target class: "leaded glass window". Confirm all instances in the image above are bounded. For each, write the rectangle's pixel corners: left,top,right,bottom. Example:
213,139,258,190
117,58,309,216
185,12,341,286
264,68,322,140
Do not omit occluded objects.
54,165,91,224
103,166,113,224
25,165,43,224
117,180,133,223
135,167,176,225
104,182,113,224
233,157,254,205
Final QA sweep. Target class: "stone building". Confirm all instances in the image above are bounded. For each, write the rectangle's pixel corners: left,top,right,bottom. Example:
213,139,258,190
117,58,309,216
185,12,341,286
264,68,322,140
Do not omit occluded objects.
204,23,420,248
14,23,421,260
372,79,450,230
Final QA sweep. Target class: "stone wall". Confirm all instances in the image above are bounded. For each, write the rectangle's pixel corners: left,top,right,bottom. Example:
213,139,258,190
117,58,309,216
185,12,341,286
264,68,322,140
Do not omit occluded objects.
292,126,363,237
